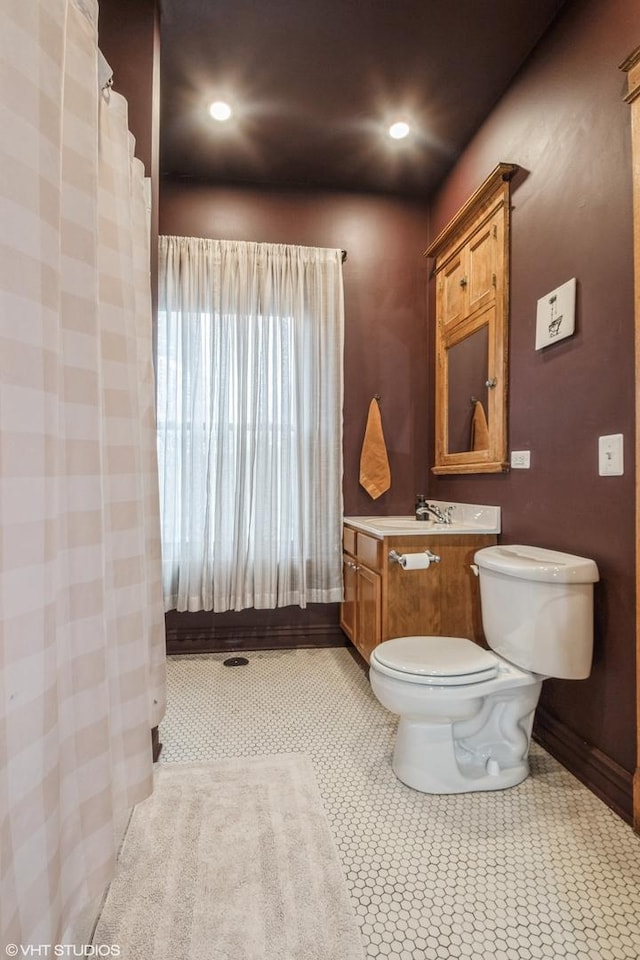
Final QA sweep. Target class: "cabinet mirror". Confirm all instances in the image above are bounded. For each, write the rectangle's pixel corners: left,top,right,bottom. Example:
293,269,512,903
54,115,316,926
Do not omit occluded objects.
446,322,489,454
426,163,517,475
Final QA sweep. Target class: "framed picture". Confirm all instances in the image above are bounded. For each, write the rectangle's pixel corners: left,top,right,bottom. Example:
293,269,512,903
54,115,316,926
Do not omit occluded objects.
535,277,576,350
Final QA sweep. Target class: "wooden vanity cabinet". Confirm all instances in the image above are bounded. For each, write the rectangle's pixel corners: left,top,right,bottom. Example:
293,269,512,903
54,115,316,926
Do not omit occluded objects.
341,523,497,663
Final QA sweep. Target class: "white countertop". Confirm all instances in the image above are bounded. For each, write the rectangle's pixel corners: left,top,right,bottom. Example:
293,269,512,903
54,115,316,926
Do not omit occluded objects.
345,501,501,537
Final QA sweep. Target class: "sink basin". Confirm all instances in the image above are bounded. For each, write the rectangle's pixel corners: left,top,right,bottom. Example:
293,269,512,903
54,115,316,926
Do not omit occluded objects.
373,518,438,529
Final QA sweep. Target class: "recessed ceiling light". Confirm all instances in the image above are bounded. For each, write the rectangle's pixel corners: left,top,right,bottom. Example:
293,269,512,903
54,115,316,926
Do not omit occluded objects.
209,100,232,122
388,121,410,140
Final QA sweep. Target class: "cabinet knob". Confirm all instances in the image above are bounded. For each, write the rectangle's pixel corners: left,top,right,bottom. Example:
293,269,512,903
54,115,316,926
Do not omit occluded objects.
459,276,468,288
485,377,497,388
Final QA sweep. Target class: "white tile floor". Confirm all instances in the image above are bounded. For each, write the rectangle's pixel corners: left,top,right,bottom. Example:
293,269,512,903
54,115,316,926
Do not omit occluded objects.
160,647,640,960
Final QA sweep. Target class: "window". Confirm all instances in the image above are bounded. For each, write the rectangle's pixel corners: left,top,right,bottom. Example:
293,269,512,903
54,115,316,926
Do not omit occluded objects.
156,236,345,612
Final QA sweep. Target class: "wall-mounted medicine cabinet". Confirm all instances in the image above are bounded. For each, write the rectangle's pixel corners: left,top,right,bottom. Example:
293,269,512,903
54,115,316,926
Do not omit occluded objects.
425,162,518,474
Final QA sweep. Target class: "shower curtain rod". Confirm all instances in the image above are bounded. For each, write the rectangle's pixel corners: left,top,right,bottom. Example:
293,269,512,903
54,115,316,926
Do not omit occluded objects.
341,249,347,263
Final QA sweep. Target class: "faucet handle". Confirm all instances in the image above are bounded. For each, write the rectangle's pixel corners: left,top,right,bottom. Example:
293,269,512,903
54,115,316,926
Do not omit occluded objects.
426,502,454,524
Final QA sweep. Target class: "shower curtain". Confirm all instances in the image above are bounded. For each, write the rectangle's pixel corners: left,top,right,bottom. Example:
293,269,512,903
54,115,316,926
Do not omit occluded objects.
0,0,166,947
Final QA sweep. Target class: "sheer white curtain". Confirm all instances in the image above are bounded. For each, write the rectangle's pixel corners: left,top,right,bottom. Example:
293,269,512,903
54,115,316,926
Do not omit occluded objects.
157,236,345,612
1,0,165,946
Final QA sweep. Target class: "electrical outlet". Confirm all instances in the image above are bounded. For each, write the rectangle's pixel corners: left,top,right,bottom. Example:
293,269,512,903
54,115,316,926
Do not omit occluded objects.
510,450,531,469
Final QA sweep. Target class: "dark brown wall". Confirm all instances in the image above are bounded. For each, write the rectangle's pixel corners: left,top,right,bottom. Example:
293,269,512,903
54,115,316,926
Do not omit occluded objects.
428,0,637,781
98,0,160,308
98,0,160,176
160,182,430,637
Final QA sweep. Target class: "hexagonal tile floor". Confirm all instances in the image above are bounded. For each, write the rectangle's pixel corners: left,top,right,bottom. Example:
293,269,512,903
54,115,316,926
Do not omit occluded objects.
160,648,640,960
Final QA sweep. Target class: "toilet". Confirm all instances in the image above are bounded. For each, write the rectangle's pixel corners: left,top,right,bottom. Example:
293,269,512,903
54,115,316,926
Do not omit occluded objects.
369,544,599,794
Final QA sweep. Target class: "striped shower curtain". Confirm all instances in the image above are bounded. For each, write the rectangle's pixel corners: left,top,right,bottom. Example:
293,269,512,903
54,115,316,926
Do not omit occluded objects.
0,0,166,947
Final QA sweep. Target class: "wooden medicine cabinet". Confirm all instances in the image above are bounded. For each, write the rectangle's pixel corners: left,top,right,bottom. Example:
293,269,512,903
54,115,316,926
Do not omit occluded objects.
425,163,518,474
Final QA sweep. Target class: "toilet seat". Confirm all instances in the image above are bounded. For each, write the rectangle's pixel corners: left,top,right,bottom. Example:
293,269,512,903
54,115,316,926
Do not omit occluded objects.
370,635,500,686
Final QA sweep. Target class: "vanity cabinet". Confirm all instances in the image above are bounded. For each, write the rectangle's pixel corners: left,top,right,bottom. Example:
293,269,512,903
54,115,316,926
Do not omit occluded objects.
341,523,497,664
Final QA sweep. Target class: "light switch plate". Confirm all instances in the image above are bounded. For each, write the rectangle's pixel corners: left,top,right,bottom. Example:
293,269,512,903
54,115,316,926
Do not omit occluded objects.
598,434,623,476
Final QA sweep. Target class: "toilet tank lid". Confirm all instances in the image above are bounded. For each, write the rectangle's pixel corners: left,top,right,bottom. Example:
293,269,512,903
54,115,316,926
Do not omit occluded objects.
474,544,599,583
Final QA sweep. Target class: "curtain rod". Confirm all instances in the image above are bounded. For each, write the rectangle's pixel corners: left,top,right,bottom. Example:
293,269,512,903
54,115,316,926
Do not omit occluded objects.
341,249,347,263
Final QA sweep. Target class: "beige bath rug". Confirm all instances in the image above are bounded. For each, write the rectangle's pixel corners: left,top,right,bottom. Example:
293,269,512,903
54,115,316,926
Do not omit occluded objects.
93,754,365,960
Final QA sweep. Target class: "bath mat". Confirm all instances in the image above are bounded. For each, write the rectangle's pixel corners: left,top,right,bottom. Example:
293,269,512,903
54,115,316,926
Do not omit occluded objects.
92,754,365,960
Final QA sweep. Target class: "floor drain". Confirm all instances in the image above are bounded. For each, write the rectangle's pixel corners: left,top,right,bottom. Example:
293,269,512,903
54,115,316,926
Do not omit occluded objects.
223,656,249,667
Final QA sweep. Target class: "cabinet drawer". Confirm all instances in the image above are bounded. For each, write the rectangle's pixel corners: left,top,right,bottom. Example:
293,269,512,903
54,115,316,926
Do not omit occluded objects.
356,532,382,571
343,525,356,556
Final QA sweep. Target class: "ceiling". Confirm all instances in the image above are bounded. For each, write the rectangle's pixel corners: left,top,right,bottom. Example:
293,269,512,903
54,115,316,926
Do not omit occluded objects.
159,0,567,199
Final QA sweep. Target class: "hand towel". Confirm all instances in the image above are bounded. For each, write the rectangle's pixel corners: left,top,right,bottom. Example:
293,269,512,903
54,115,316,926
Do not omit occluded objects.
470,399,489,451
359,398,391,499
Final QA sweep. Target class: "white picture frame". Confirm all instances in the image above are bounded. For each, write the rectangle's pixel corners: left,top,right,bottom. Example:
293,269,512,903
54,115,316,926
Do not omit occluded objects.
535,277,577,350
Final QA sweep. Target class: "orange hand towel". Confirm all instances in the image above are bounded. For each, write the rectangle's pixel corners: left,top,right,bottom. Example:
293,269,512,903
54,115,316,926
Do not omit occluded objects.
359,398,391,499
470,399,489,451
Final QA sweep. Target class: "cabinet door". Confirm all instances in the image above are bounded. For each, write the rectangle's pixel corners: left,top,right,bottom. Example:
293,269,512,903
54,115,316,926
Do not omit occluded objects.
340,554,357,642
466,212,499,316
438,249,467,329
355,564,382,663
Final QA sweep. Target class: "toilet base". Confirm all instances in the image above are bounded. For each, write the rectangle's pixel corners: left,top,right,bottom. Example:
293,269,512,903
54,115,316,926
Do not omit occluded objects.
392,715,531,794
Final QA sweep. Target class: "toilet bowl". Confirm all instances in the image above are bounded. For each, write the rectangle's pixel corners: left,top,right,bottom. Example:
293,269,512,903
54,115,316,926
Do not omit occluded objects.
370,635,543,792
369,544,599,794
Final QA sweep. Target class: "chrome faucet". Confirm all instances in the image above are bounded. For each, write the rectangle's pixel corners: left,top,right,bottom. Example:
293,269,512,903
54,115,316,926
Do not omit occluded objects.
422,502,454,524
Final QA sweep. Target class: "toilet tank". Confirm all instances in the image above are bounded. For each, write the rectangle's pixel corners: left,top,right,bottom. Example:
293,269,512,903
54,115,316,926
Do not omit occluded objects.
474,545,599,679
